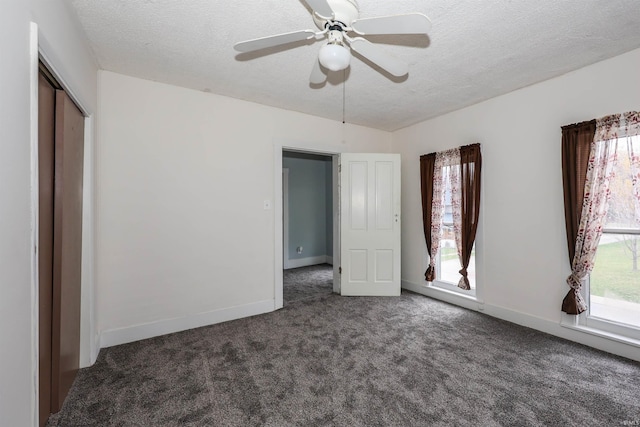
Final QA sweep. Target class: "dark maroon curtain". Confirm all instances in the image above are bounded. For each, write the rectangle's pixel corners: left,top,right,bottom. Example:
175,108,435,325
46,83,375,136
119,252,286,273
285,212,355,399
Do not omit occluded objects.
561,120,596,314
458,143,482,290
420,153,436,281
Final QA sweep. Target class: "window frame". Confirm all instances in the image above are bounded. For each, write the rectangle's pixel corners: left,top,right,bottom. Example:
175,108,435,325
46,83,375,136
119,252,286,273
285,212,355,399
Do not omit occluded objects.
428,165,477,296
566,135,640,346
581,227,640,341
431,245,477,296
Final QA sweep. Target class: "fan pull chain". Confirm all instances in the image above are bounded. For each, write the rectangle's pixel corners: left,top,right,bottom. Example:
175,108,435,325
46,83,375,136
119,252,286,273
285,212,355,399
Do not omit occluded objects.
342,69,346,124
341,70,347,144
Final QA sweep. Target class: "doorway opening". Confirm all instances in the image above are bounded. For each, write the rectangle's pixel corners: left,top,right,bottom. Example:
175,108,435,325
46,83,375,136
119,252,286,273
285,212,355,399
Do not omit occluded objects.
275,149,402,305
280,149,339,306
274,148,340,310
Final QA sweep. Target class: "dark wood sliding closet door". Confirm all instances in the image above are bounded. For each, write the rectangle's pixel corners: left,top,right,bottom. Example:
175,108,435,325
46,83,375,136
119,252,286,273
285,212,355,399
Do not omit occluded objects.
51,88,85,412
38,65,85,425
38,70,56,427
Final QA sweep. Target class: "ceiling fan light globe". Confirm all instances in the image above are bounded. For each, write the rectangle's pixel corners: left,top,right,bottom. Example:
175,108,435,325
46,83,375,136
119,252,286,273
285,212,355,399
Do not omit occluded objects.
318,43,351,71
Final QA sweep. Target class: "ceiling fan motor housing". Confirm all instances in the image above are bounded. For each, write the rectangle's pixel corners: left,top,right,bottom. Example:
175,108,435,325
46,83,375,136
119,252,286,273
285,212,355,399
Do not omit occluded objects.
327,30,345,44
313,0,359,30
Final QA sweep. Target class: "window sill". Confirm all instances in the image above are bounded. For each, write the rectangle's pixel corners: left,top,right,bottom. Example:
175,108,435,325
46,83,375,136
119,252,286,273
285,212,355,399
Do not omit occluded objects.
428,281,477,299
561,316,640,349
418,282,483,311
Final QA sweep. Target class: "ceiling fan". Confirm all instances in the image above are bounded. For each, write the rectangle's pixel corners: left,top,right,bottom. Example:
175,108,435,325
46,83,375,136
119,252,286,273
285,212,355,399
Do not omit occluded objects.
234,0,431,84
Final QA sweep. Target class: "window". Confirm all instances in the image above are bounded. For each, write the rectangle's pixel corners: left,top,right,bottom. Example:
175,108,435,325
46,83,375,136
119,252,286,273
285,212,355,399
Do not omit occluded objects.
561,112,640,345
420,144,481,297
587,135,640,336
434,166,476,292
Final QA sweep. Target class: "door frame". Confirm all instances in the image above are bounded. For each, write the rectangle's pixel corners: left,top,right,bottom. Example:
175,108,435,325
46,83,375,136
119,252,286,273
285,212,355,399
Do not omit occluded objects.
282,168,290,269
30,22,96,425
274,143,340,309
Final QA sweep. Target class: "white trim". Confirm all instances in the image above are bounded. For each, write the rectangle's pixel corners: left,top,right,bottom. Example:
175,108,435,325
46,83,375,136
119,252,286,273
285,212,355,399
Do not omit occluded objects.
80,117,97,367
561,315,640,349
402,279,640,362
100,299,275,348
585,314,640,341
430,278,477,297
274,142,341,309
332,155,341,294
37,45,91,117
285,255,332,269
576,239,640,345
326,256,333,265
274,148,284,310
29,22,40,427
560,288,640,345
93,333,100,364
282,168,290,269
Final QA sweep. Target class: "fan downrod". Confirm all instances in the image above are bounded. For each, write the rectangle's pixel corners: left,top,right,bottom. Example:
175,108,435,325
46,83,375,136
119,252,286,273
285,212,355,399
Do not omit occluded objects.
312,0,359,30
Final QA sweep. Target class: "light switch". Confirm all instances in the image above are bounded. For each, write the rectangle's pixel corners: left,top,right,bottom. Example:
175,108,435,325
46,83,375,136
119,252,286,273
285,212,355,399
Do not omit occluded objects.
264,200,271,210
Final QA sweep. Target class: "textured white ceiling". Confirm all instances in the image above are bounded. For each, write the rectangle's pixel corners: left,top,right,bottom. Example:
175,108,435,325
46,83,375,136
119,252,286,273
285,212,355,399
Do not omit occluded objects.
66,0,640,131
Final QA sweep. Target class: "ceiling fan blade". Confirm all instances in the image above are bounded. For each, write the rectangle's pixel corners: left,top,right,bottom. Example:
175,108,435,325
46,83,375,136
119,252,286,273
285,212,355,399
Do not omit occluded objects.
351,13,432,35
234,30,316,53
310,58,327,84
303,0,334,18
349,38,409,77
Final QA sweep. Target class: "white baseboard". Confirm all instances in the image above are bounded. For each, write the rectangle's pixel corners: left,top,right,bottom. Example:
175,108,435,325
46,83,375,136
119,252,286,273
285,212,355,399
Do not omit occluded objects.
99,299,274,349
285,255,332,269
402,280,640,362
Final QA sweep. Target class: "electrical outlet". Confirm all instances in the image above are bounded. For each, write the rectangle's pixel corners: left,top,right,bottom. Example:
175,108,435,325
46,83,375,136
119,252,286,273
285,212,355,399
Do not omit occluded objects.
296,246,303,254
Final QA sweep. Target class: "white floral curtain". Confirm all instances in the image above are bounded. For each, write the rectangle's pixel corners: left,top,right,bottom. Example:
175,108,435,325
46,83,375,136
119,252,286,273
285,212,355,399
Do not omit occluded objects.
565,112,640,313
447,161,467,289
622,113,640,226
427,148,460,280
628,139,640,225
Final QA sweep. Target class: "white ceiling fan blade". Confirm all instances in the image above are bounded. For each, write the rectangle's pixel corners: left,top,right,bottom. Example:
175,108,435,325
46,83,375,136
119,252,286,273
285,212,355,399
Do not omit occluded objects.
310,58,327,84
349,38,409,77
351,13,432,35
303,0,334,19
234,30,316,53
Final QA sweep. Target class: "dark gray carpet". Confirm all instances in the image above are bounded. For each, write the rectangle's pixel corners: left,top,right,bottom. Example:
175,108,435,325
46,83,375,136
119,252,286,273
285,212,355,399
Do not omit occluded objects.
48,291,640,426
283,264,333,304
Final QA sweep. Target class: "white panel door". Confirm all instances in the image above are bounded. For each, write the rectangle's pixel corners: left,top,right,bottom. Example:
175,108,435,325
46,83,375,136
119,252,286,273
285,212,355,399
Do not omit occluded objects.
340,153,401,296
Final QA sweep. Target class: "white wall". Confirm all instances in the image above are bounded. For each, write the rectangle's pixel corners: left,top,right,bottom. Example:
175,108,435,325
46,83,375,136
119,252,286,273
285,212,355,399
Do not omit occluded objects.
395,48,640,361
96,71,392,346
0,0,98,426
